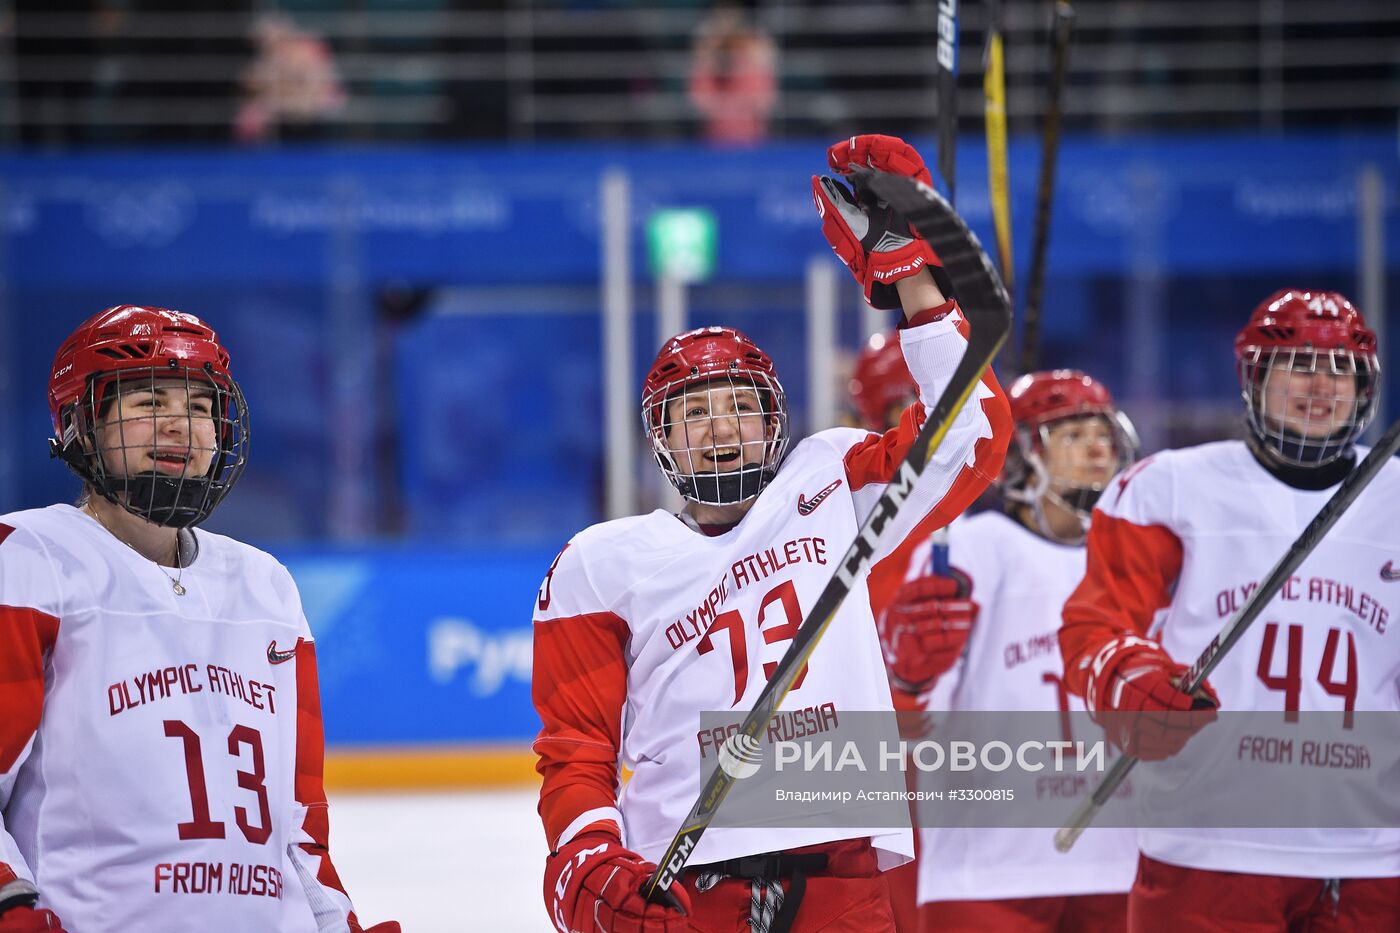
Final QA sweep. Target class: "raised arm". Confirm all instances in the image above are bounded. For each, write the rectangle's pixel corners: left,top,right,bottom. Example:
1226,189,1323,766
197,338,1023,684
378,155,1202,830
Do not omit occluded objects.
812,133,1010,587
843,296,1010,577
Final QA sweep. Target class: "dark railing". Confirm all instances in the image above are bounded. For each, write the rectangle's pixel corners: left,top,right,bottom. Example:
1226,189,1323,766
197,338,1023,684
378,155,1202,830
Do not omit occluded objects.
3,0,1397,145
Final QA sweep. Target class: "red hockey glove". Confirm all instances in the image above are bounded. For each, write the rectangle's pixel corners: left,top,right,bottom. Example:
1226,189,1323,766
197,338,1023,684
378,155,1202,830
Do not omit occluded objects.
544,832,692,933
353,922,402,933
827,134,934,188
877,571,977,693
813,134,947,309
0,906,67,933
1086,635,1219,761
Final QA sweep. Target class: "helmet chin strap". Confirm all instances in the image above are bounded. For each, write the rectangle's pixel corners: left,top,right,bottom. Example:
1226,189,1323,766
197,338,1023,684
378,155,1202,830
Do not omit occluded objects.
1005,446,1100,546
109,473,214,529
679,464,773,505
1055,486,1104,516
51,439,214,529
1250,419,1355,468
1027,489,1091,546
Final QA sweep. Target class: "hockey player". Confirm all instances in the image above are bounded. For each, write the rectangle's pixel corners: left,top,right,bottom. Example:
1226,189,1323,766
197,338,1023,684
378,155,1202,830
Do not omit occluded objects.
534,135,1011,933
1060,289,1400,931
0,306,397,933
874,370,1140,933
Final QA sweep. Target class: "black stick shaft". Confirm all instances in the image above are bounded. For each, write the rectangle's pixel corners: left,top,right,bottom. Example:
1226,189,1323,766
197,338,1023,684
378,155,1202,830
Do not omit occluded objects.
1018,1,1075,376
936,0,960,201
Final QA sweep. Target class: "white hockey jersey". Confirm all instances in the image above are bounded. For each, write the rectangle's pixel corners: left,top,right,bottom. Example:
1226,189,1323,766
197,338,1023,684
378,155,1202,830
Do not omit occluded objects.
905,511,1138,902
0,504,367,932
532,308,1010,870
1062,440,1400,879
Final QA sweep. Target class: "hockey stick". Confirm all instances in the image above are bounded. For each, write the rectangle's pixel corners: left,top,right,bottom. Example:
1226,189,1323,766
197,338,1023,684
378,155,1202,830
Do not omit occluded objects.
935,0,960,201
1017,1,1076,376
929,1,970,572
1054,416,1400,852
983,0,1013,296
645,171,1011,899
929,0,964,573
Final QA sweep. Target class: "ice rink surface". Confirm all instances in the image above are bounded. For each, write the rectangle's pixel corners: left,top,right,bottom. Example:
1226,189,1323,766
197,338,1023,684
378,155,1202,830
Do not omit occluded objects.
331,787,549,932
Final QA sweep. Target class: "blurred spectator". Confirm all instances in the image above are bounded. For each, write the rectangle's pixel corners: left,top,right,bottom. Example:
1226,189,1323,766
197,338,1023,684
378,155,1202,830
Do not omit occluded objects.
234,13,346,144
687,3,777,145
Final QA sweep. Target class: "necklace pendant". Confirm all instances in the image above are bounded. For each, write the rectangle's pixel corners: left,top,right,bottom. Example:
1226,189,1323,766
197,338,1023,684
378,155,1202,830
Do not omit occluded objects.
172,580,187,596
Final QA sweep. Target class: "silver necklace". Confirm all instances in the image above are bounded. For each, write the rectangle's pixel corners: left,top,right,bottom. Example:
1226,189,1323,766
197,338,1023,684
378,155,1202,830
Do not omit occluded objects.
159,551,188,597
85,503,189,596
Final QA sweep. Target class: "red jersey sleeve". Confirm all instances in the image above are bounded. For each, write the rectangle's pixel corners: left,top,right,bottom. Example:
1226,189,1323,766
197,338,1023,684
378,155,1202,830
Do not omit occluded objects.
1060,457,1185,697
532,543,629,850
283,615,377,931
846,304,1012,615
0,521,62,904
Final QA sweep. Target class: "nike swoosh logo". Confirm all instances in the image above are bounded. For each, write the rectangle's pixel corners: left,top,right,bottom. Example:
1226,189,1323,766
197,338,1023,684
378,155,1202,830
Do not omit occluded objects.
1382,561,1400,582
267,638,304,664
797,479,843,516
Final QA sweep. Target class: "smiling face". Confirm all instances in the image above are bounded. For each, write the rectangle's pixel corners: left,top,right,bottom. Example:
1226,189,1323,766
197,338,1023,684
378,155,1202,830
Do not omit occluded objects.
95,377,220,482
662,378,773,478
1258,351,1360,440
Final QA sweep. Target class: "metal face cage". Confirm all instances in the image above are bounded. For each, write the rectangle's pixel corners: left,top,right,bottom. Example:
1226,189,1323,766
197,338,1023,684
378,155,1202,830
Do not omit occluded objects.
53,362,250,528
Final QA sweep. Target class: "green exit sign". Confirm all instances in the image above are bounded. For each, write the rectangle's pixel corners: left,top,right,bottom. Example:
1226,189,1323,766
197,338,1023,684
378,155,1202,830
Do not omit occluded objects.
646,208,717,283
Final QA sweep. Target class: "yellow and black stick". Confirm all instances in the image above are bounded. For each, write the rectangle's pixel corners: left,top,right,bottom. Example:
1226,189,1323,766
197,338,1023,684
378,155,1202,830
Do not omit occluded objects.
983,0,1013,299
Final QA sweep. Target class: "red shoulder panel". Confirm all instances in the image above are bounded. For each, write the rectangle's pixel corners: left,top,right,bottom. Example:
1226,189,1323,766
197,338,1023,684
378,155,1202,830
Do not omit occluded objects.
1060,512,1184,697
533,610,630,849
0,605,60,772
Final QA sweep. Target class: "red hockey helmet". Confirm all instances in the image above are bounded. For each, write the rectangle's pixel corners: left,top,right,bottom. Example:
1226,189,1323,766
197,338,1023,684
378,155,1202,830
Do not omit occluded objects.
1002,370,1138,542
48,305,250,528
1008,369,1117,430
1234,289,1378,467
641,326,790,505
849,331,918,432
